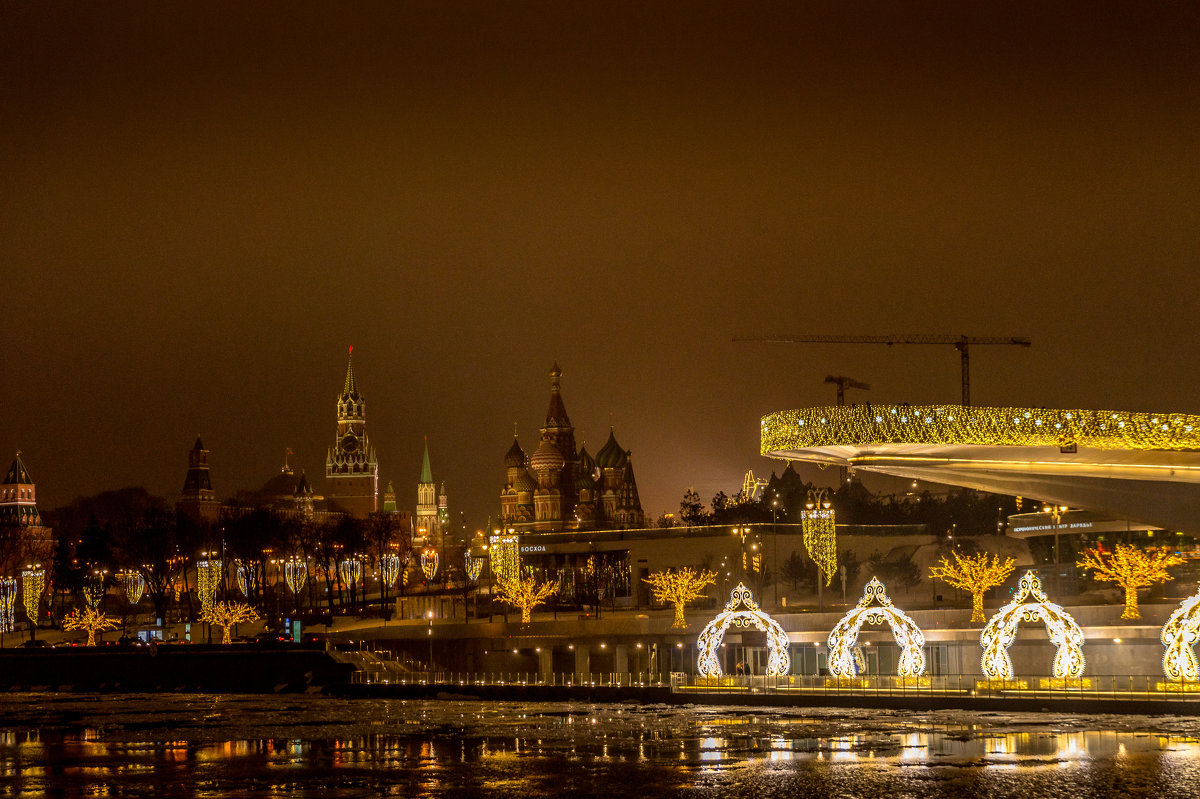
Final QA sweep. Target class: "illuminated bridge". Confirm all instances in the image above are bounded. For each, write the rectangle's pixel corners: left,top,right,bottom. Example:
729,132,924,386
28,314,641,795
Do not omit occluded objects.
760,404,1200,533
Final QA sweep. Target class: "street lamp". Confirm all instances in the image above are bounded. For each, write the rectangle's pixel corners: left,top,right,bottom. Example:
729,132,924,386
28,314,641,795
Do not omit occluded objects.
426,609,434,672
772,496,784,607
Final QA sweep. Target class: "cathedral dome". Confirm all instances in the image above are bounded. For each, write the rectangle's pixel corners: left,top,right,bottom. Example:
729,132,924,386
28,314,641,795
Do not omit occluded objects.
504,437,527,468
530,438,565,472
595,429,627,469
513,468,537,492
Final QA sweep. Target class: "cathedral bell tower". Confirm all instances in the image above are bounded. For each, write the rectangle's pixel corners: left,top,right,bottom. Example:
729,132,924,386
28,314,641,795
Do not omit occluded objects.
325,347,379,517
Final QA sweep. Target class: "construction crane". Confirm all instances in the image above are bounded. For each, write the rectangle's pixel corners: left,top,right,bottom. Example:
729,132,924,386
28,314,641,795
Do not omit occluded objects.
825,375,871,406
735,335,1031,406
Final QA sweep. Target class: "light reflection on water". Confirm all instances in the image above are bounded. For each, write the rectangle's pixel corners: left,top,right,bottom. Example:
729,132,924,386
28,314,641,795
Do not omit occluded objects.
0,697,1198,797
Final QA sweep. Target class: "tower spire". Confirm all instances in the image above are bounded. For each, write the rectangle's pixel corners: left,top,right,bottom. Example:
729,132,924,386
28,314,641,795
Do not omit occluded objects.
343,346,358,398
421,436,433,484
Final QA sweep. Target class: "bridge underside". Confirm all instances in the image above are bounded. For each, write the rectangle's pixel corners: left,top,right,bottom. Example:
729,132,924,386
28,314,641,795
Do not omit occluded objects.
767,443,1200,533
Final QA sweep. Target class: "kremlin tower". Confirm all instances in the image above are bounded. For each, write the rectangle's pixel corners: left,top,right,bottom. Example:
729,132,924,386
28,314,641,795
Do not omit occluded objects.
325,347,379,517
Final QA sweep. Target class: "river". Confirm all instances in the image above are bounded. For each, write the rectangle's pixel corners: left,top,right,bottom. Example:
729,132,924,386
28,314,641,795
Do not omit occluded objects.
1,693,1199,797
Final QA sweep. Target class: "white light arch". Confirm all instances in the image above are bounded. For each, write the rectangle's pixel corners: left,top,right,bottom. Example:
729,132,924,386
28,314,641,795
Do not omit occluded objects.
828,577,926,677
696,583,790,676
980,570,1085,680
1162,587,1200,682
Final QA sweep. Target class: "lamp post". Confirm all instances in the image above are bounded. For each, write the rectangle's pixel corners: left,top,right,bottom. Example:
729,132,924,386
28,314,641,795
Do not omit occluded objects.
801,489,835,612
426,609,434,673
772,496,783,608
1046,504,1068,593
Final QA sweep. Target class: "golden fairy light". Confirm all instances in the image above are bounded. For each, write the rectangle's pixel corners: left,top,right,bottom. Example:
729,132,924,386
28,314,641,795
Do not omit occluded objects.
980,570,1085,681
1162,587,1200,683
1077,544,1183,620
643,567,717,628
284,558,308,594
196,559,222,612
464,551,484,583
199,601,260,645
696,583,790,677
119,571,146,605
236,561,257,598
337,558,363,589
62,606,118,647
761,404,1200,455
0,578,16,632
929,551,1016,622
420,547,439,580
379,554,402,587
20,567,44,625
489,533,521,584
828,577,926,678
800,489,836,587
494,575,557,624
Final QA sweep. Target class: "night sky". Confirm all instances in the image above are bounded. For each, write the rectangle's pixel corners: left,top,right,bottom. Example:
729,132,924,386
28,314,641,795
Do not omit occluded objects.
3,2,1198,528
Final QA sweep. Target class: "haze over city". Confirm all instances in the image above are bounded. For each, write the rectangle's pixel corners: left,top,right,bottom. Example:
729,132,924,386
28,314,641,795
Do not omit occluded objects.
3,2,1198,526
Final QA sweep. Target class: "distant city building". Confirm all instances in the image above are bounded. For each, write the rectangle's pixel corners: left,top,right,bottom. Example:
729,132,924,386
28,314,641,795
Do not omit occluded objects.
178,437,221,523
0,451,54,566
501,364,644,533
415,439,447,545
325,348,379,517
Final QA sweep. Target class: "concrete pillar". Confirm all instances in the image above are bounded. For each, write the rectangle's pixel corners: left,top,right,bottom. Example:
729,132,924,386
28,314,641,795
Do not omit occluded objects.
613,645,629,675
537,647,553,675
574,646,590,676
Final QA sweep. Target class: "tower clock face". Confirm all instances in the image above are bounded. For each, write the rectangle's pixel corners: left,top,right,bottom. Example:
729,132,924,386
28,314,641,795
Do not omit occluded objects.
341,434,358,452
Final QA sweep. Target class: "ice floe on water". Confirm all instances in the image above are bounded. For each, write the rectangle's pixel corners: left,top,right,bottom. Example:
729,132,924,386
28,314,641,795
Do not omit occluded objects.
0,695,1198,797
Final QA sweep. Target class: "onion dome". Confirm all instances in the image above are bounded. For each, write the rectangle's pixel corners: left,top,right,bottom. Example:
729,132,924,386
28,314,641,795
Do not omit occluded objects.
504,436,527,469
544,362,571,429
576,448,598,492
530,438,565,472
595,429,627,469
514,468,537,492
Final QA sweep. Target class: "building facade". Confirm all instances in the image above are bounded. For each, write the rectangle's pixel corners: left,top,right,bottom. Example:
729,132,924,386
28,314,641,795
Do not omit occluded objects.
325,348,379,517
501,364,644,533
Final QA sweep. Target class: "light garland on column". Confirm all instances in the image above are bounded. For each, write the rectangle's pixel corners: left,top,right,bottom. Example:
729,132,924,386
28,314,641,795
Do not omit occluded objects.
0,578,16,632
338,557,363,589
800,489,836,587
119,571,146,605
464,551,484,583
379,554,402,587
696,583,790,677
284,558,308,594
420,547,439,580
980,570,1085,681
196,559,222,612
828,577,926,677
236,561,257,598
21,567,45,625
488,534,521,584
761,404,1200,456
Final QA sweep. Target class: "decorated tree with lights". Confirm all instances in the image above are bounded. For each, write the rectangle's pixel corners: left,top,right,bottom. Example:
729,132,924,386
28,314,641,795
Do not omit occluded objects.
644,567,718,628
199,600,260,644
1077,544,1184,620
494,575,557,624
929,551,1016,622
61,606,119,646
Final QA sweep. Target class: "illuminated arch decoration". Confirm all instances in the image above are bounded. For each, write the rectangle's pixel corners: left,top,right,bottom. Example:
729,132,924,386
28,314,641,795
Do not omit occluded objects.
980,570,1085,680
828,577,926,677
1161,587,1200,682
236,562,256,598
696,583,790,677
338,558,363,588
